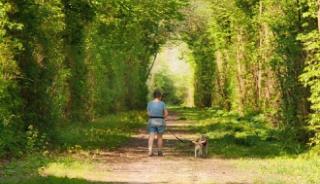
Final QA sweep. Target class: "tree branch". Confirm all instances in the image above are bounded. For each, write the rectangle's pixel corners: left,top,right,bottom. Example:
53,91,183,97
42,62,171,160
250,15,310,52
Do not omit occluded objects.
145,52,158,79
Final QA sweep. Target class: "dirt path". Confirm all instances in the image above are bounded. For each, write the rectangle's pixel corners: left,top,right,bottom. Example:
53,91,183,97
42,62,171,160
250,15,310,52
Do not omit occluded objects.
87,113,255,184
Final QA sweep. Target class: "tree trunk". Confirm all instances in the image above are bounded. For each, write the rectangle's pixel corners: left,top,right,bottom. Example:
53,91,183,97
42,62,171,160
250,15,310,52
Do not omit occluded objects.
215,51,226,106
236,29,245,115
256,0,263,111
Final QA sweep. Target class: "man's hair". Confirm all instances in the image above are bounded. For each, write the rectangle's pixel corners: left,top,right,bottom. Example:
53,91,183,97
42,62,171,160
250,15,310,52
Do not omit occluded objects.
153,89,162,99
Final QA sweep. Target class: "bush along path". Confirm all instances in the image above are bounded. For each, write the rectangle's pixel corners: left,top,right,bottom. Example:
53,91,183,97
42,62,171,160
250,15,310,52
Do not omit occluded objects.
1,108,320,184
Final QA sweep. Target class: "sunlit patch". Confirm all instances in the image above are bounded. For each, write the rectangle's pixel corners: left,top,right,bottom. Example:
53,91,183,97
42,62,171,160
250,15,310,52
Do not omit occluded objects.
39,157,105,181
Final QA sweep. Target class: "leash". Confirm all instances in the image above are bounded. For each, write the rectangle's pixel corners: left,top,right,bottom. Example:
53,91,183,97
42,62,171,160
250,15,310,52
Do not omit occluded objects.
167,129,187,143
163,117,187,143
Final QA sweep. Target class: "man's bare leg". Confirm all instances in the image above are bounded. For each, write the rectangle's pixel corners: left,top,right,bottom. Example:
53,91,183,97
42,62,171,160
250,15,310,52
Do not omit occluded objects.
148,133,155,156
157,133,163,156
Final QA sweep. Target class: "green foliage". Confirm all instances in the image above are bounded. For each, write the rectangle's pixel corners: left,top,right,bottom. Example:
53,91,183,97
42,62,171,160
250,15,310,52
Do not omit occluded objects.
1,108,320,184
0,153,51,183
84,0,188,115
190,32,216,108
183,4,216,107
9,0,68,132
0,0,187,157
0,0,319,159
298,0,320,146
171,107,320,183
150,71,186,105
62,0,94,121
0,1,24,158
0,110,146,184
54,111,145,150
235,155,320,183
182,0,313,144
267,0,309,128
176,107,305,158
26,125,48,153
1,177,106,184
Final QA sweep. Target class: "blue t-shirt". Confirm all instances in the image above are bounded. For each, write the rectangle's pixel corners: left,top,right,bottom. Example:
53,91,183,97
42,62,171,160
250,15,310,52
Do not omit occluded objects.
147,101,166,117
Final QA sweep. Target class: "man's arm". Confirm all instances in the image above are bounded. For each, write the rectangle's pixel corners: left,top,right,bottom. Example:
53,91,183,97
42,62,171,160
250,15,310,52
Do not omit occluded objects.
164,109,169,119
163,102,168,120
147,103,151,116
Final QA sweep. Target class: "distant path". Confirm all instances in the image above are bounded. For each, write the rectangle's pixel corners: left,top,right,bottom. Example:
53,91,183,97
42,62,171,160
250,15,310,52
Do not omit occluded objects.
85,112,254,184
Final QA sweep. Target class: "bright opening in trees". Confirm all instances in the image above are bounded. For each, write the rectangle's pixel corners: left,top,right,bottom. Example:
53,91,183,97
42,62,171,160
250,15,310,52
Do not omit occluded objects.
147,42,194,107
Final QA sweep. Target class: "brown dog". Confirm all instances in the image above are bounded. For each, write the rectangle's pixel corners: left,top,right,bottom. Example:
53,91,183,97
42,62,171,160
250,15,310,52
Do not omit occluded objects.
192,135,208,158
